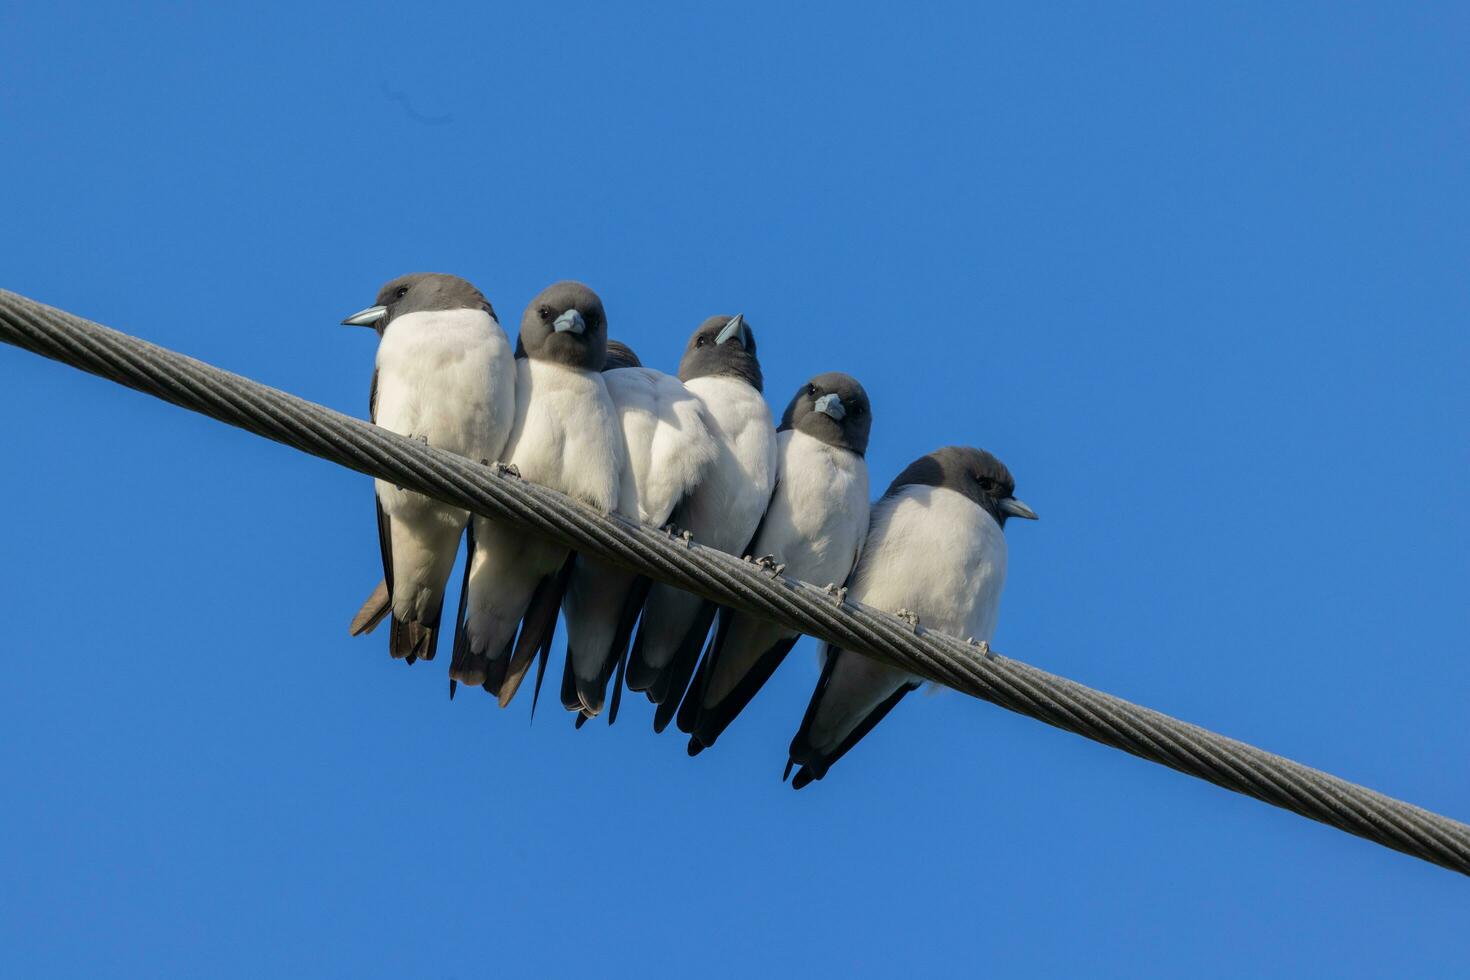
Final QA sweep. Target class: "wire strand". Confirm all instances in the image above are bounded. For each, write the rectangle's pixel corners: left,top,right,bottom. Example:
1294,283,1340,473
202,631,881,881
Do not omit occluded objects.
2,287,1467,874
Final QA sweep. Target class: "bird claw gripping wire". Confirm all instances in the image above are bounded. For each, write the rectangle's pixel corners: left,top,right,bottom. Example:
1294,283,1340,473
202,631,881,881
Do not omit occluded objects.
823,583,849,604
661,524,693,546
967,637,993,659
753,554,785,577
896,608,920,631
495,462,521,478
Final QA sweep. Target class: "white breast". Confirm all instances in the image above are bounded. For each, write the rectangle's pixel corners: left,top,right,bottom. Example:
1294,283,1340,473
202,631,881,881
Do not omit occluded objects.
372,308,515,463
752,429,870,588
503,358,623,513
681,375,778,554
850,484,1007,644
604,367,718,526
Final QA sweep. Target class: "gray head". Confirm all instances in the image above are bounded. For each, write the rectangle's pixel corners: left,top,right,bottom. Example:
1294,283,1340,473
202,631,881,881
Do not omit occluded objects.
883,446,1038,528
342,273,495,334
779,372,872,456
677,314,763,391
603,339,642,371
515,281,607,370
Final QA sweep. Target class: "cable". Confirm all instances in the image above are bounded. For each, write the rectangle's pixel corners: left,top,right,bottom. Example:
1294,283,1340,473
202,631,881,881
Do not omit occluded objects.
2,286,1467,875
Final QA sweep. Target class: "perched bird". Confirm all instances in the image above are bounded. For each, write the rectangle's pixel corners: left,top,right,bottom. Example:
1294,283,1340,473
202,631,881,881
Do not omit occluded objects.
449,281,623,706
625,315,778,731
679,373,873,753
785,446,1037,789
559,342,719,722
602,339,642,370
343,273,515,663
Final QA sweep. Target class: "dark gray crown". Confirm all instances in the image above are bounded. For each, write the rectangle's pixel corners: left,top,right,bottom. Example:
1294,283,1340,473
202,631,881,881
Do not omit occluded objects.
602,339,642,371
677,315,763,391
883,446,1037,527
778,372,872,456
516,281,608,371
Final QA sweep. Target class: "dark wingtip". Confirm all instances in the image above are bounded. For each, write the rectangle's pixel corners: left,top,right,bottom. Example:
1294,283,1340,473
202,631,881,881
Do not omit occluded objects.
652,701,675,734
448,678,457,700
574,712,589,730
687,738,706,757
783,758,794,782
791,767,816,790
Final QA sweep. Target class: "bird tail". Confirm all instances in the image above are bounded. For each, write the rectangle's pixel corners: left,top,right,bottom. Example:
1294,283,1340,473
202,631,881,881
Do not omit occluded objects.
786,648,918,790
348,580,391,636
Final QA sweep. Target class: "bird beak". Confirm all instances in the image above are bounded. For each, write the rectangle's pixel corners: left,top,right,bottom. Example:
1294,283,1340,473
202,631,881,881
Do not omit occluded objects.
999,497,1039,520
715,313,748,347
342,305,388,328
553,309,587,335
813,392,846,421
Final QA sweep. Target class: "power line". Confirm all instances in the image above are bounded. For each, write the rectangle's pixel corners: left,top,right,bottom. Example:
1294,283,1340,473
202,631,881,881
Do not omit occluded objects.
2,286,1467,876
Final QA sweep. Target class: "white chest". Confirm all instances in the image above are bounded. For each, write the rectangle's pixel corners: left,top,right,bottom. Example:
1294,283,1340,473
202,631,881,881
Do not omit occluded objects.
853,485,1008,642
504,357,622,512
372,308,514,462
758,429,869,580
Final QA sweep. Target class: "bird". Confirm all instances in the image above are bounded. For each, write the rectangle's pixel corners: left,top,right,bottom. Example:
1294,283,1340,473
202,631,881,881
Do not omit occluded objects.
342,273,515,664
678,372,873,753
602,339,642,370
448,281,624,707
624,314,778,732
785,446,1037,789
559,335,719,723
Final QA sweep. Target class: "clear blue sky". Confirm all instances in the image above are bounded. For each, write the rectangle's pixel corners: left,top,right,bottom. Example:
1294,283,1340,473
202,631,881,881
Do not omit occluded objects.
3,3,1467,976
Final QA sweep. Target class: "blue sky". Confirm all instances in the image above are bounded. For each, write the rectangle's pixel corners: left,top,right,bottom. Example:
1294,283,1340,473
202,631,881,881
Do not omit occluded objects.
3,2,1468,976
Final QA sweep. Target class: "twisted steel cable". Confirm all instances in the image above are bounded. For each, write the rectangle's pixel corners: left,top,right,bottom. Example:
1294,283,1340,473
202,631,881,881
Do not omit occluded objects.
2,287,1467,875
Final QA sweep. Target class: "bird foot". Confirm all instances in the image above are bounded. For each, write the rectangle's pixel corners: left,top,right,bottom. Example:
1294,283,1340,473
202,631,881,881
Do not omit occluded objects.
896,608,920,630
496,462,521,478
967,637,993,659
753,554,784,576
823,583,849,604
679,529,694,548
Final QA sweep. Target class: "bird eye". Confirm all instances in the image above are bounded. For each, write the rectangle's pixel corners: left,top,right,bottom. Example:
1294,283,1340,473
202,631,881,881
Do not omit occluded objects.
394,285,409,300
696,335,707,348
806,384,817,396
538,305,552,320
852,404,864,416
977,475,997,493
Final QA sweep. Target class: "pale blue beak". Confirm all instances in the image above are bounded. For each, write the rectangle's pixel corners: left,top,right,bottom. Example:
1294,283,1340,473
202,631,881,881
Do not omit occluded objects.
813,392,845,421
553,309,587,335
715,313,748,347
342,305,387,327
1000,497,1038,520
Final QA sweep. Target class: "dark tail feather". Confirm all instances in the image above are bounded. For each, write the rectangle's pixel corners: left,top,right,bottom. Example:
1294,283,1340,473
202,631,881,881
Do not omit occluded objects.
685,632,800,753
574,711,590,730
449,523,492,685
608,632,630,726
528,628,554,723
389,612,439,662
498,555,575,709
649,600,718,733
787,648,843,775
788,649,919,789
349,580,392,636
559,645,582,713
675,609,731,736
575,575,651,720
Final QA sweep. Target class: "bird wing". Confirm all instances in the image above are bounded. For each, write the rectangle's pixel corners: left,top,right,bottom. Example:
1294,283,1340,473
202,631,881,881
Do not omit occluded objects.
786,645,918,789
